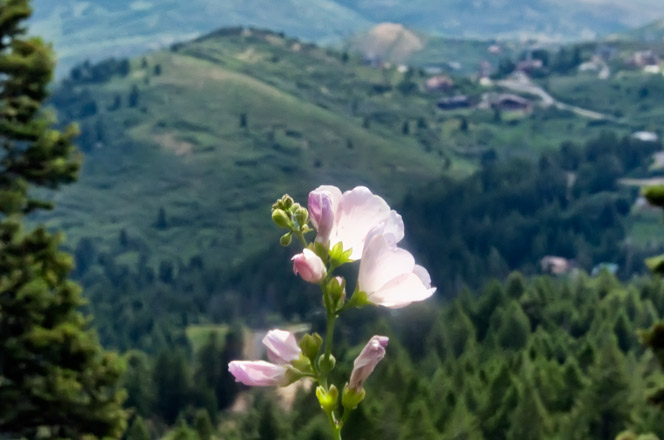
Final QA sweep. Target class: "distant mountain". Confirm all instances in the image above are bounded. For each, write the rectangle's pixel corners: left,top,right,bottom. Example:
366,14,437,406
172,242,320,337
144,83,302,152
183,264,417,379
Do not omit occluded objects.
614,19,664,42
336,0,664,41
30,0,370,76
31,0,664,77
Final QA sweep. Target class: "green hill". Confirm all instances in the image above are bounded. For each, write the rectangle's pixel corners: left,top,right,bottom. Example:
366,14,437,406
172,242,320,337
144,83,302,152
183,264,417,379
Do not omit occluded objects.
46,28,459,271
31,0,371,76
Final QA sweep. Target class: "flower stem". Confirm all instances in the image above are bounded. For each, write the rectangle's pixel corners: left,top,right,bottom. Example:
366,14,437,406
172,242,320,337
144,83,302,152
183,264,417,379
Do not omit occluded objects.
295,230,308,247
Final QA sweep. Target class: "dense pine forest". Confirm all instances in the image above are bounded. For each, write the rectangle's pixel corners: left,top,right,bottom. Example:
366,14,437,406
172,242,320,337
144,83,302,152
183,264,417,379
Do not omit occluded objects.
119,272,664,439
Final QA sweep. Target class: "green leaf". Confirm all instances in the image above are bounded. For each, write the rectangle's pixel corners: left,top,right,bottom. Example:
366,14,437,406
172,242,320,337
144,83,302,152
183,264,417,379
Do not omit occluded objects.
644,185,664,209
646,254,664,275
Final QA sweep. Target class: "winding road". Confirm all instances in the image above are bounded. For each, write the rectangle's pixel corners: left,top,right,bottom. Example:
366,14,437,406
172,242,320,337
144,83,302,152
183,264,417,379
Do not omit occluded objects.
496,74,613,121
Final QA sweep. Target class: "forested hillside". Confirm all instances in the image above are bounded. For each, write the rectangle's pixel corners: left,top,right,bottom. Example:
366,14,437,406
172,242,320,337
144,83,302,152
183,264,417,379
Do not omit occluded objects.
119,272,664,439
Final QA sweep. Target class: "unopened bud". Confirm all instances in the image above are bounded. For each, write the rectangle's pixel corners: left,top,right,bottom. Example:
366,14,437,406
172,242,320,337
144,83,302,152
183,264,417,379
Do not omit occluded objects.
272,209,291,229
292,249,326,283
295,207,309,228
280,232,292,246
299,333,323,363
318,353,336,375
327,276,346,309
282,195,294,209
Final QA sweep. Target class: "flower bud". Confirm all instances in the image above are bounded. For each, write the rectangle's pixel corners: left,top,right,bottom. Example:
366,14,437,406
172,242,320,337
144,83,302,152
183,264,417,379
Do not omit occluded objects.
299,333,323,363
327,276,346,310
294,206,309,228
292,249,326,283
308,189,335,243
318,353,336,375
348,336,389,392
280,232,292,246
272,209,291,229
316,385,339,412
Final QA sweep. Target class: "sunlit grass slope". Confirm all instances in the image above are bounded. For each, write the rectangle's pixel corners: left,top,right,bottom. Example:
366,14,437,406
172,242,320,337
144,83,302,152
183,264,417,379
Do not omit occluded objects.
46,29,452,269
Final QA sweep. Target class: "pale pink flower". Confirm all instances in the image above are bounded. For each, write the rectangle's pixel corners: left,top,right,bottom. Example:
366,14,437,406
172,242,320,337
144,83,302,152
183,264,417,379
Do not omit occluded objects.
348,336,389,391
358,233,436,308
262,329,301,364
292,248,326,283
228,361,288,386
308,185,404,260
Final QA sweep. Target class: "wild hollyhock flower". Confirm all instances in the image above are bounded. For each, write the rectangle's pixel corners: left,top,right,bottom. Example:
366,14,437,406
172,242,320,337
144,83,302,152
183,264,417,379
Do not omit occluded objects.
262,329,301,364
228,361,288,386
348,335,389,391
308,185,404,260
228,329,300,387
292,248,326,283
357,233,436,308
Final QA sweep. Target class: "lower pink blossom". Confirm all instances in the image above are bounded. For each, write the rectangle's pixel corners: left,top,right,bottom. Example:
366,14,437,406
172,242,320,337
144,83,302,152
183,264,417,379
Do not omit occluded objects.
348,336,389,391
228,361,288,386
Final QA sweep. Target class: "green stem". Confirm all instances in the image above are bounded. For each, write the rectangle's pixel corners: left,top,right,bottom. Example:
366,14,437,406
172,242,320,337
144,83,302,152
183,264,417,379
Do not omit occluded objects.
323,312,335,366
295,230,307,247
325,410,342,440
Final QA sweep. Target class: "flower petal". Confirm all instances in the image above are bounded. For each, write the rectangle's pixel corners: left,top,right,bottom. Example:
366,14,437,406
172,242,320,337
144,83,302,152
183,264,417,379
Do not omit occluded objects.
262,329,301,364
330,186,394,260
367,272,436,309
358,233,415,293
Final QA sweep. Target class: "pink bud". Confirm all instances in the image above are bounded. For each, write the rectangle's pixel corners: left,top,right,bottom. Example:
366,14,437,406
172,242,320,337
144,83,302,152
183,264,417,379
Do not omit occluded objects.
228,361,288,386
292,249,326,283
308,187,340,244
348,335,389,391
262,329,301,364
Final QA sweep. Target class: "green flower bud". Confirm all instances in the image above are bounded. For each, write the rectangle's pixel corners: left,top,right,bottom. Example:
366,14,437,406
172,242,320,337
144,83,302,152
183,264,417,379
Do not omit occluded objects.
316,385,339,412
299,333,323,362
280,232,293,246
342,383,366,410
282,195,294,209
327,276,346,310
318,354,336,375
272,209,292,229
295,207,309,228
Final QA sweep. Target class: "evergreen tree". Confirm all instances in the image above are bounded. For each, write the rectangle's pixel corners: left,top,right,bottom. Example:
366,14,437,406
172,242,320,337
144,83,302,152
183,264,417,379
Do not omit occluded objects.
577,337,632,439
194,408,214,440
126,416,151,440
0,1,126,438
153,349,191,423
506,382,552,440
124,350,154,417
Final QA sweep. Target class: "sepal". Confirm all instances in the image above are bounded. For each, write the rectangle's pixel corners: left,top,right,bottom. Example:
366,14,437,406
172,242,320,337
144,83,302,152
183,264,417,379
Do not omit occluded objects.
316,385,339,412
329,241,353,267
341,384,366,410
291,353,312,371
